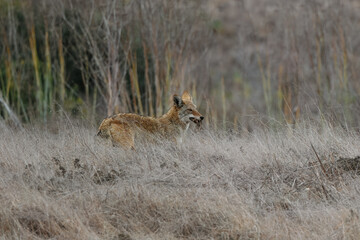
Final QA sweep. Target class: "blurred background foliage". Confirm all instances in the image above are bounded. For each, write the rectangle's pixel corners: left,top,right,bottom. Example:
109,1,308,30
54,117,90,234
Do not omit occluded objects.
0,0,360,130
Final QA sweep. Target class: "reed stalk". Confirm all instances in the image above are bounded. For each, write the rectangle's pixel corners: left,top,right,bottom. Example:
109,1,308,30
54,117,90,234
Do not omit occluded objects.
283,87,292,124
165,46,171,103
233,115,238,132
277,64,284,118
221,77,226,130
58,28,65,108
129,52,143,115
92,88,97,124
151,21,162,117
44,22,52,120
339,26,348,91
142,42,154,117
315,33,323,100
258,54,272,116
29,25,43,119
128,52,138,114
3,45,12,121
4,46,12,102
205,99,210,128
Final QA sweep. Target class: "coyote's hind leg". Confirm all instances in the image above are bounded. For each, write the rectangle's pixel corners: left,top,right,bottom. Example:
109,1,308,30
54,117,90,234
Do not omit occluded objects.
110,122,135,150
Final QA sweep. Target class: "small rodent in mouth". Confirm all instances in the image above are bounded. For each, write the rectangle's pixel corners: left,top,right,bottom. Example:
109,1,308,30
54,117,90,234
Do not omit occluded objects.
191,119,202,127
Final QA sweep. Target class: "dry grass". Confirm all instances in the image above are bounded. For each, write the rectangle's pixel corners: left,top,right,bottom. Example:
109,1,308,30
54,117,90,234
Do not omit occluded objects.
1,120,360,239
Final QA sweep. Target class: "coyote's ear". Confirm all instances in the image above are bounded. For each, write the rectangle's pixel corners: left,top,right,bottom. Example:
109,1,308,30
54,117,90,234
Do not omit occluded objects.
173,95,184,108
181,91,192,101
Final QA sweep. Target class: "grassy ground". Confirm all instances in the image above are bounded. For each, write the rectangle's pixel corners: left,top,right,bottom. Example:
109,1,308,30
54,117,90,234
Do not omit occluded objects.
1,120,360,239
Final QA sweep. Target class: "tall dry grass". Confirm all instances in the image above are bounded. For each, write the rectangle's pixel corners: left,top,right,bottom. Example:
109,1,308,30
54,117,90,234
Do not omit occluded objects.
0,0,211,124
1,1,360,238
1,119,360,239
1,0,360,131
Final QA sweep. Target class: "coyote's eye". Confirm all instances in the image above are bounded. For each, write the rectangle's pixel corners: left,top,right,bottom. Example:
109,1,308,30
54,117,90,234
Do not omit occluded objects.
187,109,193,113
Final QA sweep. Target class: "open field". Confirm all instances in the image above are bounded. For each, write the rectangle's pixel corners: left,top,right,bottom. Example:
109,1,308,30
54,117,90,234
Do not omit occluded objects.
1,2,360,238
1,120,360,239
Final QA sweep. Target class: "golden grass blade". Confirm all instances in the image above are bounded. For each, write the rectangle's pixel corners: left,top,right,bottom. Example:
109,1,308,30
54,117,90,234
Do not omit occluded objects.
132,52,143,115
58,28,65,108
142,41,154,117
29,25,43,118
44,22,52,120
221,77,226,130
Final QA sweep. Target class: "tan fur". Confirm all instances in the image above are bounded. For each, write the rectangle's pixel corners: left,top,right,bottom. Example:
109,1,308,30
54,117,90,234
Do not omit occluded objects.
97,91,204,149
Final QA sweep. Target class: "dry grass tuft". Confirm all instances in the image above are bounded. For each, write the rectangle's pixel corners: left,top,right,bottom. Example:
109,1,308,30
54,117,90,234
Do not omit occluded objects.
1,120,360,239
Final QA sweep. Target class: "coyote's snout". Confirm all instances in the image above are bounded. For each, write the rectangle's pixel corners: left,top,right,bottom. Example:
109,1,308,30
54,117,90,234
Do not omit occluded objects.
97,91,204,149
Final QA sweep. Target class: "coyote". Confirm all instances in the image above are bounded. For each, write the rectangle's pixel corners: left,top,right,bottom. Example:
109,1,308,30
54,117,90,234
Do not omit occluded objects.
97,91,204,149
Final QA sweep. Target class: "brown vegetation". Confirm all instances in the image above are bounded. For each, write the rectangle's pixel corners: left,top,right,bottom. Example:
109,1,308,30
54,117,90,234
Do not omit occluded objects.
1,0,360,129
1,1,360,239
1,121,360,239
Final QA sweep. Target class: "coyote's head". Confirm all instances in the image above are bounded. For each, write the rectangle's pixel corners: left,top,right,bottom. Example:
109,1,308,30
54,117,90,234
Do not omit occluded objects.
173,91,204,126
